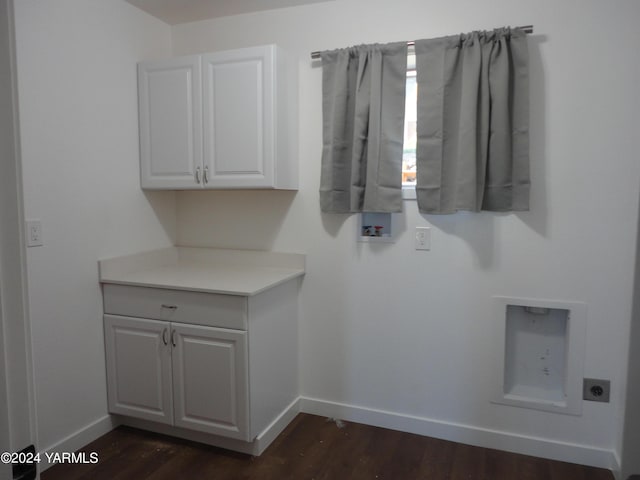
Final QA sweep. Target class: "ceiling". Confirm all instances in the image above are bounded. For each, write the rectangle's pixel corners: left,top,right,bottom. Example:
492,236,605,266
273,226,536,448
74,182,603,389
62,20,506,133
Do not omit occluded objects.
125,0,333,25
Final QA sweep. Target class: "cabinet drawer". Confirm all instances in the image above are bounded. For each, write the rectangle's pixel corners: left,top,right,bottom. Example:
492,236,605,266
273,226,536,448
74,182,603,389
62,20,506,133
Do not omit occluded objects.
103,284,246,330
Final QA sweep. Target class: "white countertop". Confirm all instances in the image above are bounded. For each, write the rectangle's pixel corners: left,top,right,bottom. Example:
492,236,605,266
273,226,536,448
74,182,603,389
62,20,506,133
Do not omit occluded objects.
99,247,305,296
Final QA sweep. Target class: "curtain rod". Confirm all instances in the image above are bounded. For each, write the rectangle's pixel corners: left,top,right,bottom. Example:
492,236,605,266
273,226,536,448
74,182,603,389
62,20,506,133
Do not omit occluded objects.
310,25,533,59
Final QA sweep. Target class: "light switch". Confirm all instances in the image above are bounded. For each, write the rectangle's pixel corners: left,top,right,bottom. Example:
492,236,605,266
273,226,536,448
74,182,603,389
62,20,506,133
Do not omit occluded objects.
415,227,430,250
26,220,43,247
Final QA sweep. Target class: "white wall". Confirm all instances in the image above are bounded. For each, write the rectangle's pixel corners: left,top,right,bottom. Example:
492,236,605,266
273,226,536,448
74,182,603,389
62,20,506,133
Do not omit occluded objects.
13,0,174,453
172,0,640,468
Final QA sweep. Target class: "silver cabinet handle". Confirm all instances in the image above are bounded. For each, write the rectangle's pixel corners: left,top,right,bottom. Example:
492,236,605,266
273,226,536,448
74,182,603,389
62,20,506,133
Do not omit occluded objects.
161,304,177,311
171,329,177,348
203,165,209,184
162,328,168,346
195,166,201,184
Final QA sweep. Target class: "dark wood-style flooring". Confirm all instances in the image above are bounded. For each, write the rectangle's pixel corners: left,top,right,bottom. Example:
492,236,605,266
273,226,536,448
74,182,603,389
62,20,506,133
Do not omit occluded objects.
41,413,614,480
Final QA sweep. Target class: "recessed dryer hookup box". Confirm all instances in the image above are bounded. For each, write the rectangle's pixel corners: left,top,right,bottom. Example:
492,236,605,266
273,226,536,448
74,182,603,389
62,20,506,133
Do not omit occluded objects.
492,297,587,416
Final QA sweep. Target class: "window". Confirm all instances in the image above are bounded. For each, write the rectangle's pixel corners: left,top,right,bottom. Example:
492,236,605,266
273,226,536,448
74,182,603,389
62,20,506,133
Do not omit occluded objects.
402,52,417,199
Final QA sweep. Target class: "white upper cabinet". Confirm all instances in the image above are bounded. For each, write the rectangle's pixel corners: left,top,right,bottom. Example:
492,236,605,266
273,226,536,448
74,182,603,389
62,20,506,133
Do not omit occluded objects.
138,45,297,190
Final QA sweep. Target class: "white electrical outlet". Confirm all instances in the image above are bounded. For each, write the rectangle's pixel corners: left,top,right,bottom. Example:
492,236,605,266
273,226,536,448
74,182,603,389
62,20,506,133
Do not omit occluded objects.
415,226,430,250
26,220,43,247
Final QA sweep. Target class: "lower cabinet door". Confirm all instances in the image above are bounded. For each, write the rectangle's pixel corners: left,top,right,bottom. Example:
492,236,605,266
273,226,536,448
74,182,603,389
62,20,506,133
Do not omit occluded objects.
104,315,173,424
171,323,249,440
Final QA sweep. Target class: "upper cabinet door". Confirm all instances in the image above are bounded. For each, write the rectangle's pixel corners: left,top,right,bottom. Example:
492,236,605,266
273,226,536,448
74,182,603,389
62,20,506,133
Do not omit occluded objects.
138,56,203,189
201,46,275,188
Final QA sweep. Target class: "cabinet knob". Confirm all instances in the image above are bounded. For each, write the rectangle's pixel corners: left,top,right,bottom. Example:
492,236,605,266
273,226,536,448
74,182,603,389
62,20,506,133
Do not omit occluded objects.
162,328,168,346
171,329,177,347
161,304,177,310
195,166,202,184
203,165,209,184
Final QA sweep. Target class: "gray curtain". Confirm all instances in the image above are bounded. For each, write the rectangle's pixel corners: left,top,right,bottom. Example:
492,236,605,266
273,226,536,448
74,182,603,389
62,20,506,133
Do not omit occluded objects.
319,43,408,213
415,28,529,214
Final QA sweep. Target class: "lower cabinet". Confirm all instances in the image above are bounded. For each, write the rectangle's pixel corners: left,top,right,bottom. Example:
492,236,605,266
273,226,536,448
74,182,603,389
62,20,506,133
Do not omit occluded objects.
104,314,250,441
101,280,299,453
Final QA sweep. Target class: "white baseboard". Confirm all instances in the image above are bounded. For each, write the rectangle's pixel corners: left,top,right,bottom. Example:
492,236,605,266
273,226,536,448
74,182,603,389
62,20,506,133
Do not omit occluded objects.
254,397,301,455
34,398,617,475
300,396,617,471
37,415,119,473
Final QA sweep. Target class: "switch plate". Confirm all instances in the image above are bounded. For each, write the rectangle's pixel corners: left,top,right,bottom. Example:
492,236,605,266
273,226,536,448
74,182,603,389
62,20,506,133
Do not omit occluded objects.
415,227,430,250
26,220,43,247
